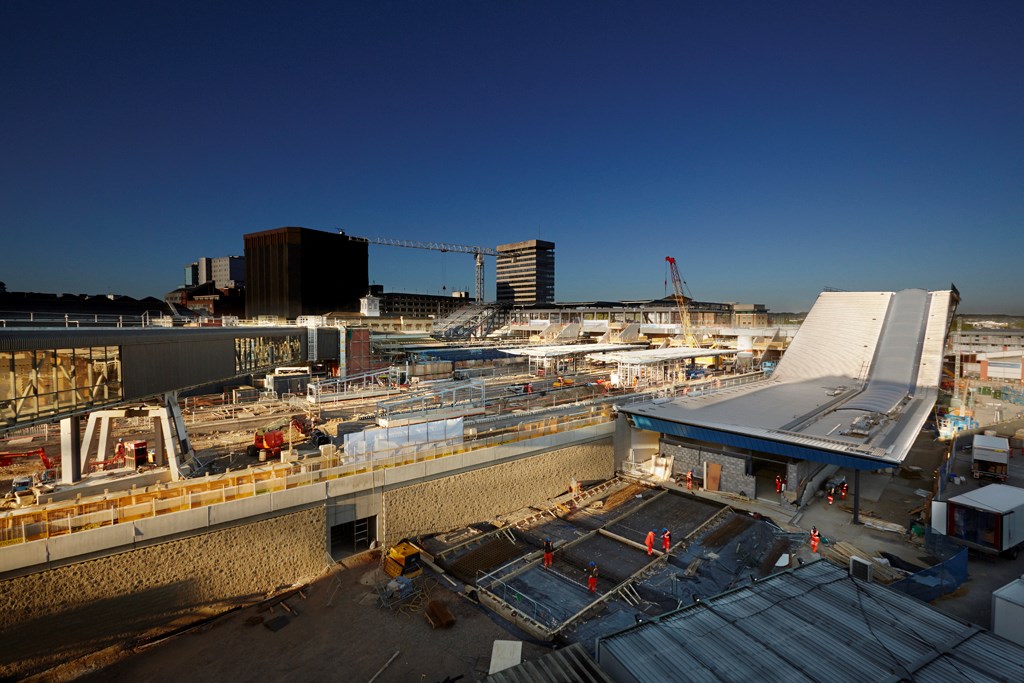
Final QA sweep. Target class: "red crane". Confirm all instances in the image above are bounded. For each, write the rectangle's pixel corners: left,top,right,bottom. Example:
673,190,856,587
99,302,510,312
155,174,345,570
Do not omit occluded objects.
665,257,698,347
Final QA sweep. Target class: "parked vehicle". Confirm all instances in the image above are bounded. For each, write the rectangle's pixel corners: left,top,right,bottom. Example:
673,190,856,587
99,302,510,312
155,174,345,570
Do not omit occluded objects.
944,484,1024,558
972,434,1010,482
308,429,331,447
247,428,285,459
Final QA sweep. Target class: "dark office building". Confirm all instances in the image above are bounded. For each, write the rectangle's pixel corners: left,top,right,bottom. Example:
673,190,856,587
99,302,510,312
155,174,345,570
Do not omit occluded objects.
496,239,555,305
244,227,368,319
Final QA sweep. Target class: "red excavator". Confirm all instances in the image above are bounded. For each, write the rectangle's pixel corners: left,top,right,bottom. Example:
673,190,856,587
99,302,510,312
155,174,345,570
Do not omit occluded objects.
0,447,54,469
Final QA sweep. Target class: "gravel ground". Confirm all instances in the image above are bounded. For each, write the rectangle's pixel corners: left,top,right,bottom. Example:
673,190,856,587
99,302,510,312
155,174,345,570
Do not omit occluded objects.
70,554,551,683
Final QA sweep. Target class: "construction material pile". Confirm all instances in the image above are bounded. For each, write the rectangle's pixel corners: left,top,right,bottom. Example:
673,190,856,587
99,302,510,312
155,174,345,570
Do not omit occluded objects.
820,541,907,584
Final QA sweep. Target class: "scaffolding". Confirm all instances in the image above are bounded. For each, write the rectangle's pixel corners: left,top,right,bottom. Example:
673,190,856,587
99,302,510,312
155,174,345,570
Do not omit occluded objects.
375,380,486,426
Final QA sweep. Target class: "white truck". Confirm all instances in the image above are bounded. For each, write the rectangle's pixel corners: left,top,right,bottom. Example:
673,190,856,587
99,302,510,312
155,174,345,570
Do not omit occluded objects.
971,434,1010,482
943,484,1024,558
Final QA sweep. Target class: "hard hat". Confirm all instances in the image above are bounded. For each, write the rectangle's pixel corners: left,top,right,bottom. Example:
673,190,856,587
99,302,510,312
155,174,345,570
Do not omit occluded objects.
662,528,668,533
589,561,595,567
545,538,550,542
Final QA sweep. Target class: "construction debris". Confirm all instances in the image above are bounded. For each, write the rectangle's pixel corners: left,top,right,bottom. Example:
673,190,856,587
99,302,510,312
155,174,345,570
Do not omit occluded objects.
425,600,455,629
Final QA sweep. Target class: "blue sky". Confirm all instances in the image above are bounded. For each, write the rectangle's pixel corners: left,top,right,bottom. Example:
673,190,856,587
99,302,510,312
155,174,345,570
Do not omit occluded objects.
1,1,1021,313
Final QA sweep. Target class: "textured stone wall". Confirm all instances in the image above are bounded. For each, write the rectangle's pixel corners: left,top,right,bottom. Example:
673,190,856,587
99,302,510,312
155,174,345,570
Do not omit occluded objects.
700,450,756,496
663,442,701,475
661,441,756,495
383,438,613,543
0,507,326,678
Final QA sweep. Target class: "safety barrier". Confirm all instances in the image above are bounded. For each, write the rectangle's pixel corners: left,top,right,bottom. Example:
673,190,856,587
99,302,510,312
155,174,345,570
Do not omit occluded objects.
890,546,968,603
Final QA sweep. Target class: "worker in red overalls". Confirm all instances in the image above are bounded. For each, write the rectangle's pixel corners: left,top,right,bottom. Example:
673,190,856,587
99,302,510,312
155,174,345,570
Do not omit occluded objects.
775,475,782,494
810,526,820,553
587,562,598,593
827,486,835,506
661,528,671,553
645,529,656,556
543,538,554,568
686,469,693,490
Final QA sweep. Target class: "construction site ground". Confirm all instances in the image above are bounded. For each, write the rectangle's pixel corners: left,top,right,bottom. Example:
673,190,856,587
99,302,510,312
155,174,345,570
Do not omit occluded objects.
15,436,1024,682
6,391,1024,680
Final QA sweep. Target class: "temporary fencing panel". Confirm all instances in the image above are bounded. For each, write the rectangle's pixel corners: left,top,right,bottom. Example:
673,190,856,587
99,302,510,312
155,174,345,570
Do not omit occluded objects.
890,547,968,603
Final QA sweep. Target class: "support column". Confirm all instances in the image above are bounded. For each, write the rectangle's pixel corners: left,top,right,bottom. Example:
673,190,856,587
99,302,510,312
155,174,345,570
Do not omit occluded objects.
96,415,111,466
162,391,195,481
60,415,82,485
852,469,861,525
150,415,166,467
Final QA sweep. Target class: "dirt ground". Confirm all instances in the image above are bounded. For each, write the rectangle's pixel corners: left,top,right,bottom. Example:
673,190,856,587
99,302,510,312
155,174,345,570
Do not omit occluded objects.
56,554,551,683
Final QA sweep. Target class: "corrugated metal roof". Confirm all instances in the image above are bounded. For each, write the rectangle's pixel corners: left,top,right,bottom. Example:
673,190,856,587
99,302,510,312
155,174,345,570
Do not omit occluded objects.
484,642,614,683
596,561,1024,683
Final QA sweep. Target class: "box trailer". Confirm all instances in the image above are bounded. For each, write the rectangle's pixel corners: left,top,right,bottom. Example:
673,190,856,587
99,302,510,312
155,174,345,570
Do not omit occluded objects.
945,484,1024,558
972,434,1010,482
993,576,1024,647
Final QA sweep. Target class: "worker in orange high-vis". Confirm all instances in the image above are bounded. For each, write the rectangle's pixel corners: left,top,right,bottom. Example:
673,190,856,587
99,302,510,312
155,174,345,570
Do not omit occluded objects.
686,469,693,490
645,529,656,556
841,481,848,500
810,526,820,553
661,528,671,553
827,486,835,506
543,538,554,568
587,562,598,592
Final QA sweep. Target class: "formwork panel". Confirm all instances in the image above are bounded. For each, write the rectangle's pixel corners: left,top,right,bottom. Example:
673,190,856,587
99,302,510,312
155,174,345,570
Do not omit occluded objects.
492,565,595,628
603,491,722,546
445,536,528,585
555,533,652,587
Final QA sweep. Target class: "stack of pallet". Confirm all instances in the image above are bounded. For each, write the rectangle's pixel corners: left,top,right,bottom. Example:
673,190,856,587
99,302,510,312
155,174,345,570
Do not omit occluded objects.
820,541,906,584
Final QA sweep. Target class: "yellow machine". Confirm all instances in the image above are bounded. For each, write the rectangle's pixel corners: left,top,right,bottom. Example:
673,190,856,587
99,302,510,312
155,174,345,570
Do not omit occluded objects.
383,541,424,579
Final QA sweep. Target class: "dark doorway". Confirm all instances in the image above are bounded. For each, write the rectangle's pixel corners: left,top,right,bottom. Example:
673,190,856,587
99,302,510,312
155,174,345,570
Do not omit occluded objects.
330,515,375,559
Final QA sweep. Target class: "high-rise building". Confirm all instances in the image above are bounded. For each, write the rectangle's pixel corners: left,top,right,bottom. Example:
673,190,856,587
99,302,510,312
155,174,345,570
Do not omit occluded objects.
244,227,368,319
184,256,245,289
495,239,555,305
184,262,199,287
211,256,245,288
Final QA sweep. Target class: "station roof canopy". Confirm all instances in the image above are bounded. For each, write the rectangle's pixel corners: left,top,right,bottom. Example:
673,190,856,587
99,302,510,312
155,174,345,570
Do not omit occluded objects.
586,347,736,365
502,343,642,358
619,290,955,470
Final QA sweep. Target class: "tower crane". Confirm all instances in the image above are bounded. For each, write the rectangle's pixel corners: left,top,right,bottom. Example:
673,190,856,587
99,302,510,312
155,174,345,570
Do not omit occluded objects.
665,256,700,347
345,233,497,302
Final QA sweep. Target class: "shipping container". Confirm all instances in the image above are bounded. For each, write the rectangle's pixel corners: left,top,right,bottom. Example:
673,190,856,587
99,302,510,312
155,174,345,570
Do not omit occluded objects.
945,484,1024,557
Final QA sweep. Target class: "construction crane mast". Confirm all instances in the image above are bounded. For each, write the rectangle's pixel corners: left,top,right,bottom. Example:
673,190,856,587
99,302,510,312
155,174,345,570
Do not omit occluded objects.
346,234,498,302
665,256,700,347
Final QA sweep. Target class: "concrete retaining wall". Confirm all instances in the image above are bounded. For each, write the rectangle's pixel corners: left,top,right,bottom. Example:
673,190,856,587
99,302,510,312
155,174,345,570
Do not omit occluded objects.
0,507,326,679
382,436,614,544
